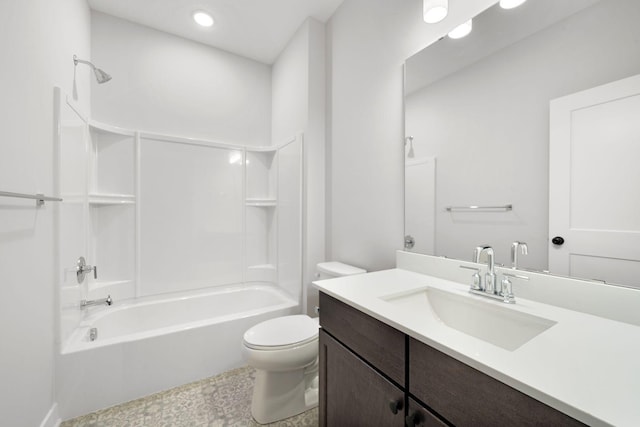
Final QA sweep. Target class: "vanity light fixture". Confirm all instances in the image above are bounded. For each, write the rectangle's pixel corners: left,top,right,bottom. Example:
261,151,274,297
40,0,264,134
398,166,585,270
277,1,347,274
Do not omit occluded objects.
499,0,528,9
423,0,448,24
448,19,472,39
193,11,214,27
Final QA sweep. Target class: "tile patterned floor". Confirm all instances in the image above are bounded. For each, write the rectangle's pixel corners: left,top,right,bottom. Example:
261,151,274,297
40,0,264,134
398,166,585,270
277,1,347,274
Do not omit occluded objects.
61,366,318,427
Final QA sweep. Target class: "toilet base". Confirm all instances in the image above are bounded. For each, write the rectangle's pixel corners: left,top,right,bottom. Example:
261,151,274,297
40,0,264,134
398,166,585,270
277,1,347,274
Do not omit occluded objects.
250,361,318,424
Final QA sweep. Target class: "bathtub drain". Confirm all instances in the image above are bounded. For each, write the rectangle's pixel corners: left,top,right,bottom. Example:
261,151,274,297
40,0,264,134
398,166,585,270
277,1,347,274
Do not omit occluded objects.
89,327,98,342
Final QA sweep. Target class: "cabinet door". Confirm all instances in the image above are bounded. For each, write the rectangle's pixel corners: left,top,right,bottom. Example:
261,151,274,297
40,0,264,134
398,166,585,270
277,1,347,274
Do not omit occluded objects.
409,338,585,426
406,398,447,427
319,330,404,427
320,293,405,384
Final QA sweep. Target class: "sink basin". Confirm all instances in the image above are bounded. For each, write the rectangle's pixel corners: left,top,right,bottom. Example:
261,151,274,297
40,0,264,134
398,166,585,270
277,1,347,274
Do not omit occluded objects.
382,287,556,351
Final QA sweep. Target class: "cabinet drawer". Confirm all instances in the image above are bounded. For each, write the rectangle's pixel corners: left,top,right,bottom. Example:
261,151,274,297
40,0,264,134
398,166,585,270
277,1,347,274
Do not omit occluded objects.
320,292,405,385
319,330,405,427
409,338,585,426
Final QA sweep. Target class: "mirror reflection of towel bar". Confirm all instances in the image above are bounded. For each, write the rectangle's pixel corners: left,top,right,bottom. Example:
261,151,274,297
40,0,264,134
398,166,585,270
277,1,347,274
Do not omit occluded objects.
445,204,512,212
0,191,63,206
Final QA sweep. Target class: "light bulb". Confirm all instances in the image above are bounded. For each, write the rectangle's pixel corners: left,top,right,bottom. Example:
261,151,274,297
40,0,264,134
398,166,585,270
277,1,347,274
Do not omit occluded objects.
423,0,448,24
193,11,214,27
448,19,473,39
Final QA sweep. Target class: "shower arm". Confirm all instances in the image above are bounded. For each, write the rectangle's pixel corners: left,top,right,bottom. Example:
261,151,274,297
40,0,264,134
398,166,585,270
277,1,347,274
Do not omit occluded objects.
73,55,96,71
73,54,112,83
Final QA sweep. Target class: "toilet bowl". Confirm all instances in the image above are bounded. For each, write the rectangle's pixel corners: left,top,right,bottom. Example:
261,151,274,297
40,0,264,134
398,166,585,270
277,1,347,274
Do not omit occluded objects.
243,261,366,424
243,315,320,424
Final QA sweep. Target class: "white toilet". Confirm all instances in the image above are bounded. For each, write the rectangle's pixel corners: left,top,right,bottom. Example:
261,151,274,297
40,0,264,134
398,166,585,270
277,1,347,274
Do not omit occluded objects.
242,261,366,424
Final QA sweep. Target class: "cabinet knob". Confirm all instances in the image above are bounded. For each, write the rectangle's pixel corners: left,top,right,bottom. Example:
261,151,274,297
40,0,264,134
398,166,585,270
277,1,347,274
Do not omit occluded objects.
388,399,403,415
405,412,423,427
551,236,565,246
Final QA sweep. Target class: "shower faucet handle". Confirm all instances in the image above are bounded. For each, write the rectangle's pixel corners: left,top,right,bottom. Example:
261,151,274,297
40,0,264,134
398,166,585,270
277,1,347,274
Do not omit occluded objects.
76,256,98,284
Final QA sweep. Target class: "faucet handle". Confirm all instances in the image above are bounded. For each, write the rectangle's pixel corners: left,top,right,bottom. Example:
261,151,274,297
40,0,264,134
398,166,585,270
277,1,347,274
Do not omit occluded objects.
500,276,516,304
76,256,98,284
500,272,529,304
460,265,483,291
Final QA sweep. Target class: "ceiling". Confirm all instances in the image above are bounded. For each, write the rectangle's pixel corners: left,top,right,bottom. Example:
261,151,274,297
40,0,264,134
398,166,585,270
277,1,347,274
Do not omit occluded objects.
87,0,345,64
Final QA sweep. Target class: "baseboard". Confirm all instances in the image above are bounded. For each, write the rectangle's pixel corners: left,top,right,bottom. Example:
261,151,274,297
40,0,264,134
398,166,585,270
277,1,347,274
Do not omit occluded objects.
39,403,61,427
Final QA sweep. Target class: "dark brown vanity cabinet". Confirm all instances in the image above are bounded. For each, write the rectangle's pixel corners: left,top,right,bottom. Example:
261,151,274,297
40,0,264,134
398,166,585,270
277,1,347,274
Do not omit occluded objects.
319,290,405,426
409,338,585,427
319,292,586,427
319,330,405,426
406,397,447,427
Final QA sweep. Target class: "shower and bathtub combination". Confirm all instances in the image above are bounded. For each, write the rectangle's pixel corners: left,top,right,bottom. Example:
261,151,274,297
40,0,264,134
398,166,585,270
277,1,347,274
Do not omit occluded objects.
54,87,304,420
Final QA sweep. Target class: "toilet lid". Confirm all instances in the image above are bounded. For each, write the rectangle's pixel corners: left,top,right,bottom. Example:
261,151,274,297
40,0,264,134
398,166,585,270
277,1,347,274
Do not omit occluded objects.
317,261,366,276
243,315,319,349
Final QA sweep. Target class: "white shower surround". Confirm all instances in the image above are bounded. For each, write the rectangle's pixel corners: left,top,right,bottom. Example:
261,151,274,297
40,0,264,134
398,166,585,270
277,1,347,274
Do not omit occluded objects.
57,283,298,419
55,90,304,420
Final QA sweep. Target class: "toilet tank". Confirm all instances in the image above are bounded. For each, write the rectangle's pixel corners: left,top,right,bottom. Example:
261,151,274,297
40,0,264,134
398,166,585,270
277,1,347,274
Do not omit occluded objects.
316,262,366,280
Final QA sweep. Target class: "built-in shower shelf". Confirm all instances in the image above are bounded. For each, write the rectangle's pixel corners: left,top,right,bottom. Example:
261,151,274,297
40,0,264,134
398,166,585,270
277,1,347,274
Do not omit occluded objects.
89,193,136,205
246,146,278,153
245,198,277,207
89,120,136,137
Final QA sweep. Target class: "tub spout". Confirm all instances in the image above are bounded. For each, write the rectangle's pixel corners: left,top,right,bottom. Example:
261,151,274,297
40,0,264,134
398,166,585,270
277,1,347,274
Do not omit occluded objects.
81,295,112,309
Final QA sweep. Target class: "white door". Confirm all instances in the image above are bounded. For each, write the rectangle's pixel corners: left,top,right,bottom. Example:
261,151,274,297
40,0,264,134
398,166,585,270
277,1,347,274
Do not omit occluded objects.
549,74,640,288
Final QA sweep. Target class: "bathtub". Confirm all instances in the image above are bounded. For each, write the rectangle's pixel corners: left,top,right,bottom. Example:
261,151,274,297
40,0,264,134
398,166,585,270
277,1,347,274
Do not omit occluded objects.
56,283,299,420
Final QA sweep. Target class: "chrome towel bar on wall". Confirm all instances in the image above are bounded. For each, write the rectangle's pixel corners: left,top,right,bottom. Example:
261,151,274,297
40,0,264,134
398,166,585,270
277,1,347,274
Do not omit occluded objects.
0,191,63,206
445,204,513,212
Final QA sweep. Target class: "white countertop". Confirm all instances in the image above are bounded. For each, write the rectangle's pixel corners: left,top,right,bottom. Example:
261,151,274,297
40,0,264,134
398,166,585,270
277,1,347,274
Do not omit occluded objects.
313,268,640,427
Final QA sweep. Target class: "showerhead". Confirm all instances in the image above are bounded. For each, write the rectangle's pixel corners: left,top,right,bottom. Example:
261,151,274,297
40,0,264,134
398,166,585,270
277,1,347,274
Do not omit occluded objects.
93,67,112,84
73,55,112,84
405,136,415,158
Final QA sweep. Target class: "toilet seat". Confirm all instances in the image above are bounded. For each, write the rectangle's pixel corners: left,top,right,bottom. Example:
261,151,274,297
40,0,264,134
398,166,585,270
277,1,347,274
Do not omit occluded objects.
243,315,319,351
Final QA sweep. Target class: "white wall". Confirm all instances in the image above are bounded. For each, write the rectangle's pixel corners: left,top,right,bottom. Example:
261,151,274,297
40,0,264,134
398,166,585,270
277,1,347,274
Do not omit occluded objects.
139,139,244,296
326,0,495,271
0,1,91,426
271,19,326,313
272,22,309,144
405,0,640,270
91,12,272,146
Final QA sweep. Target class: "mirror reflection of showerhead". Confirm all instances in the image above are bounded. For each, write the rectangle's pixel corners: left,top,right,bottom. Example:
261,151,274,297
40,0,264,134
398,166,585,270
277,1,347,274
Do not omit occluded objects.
73,55,112,84
405,136,415,158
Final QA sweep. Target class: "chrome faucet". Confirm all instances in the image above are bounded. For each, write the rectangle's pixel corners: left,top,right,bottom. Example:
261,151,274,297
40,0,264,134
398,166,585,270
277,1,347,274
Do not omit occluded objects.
474,245,496,294
80,295,112,309
463,246,525,303
511,241,528,269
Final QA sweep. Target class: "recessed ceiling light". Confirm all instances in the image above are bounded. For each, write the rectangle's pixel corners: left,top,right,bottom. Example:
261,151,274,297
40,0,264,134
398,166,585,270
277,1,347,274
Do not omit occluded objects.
448,19,472,39
193,11,214,27
499,0,527,9
423,0,448,24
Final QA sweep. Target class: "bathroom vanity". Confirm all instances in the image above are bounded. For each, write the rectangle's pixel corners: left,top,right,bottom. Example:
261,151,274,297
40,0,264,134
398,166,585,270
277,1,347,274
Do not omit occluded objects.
319,293,583,426
314,252,640,426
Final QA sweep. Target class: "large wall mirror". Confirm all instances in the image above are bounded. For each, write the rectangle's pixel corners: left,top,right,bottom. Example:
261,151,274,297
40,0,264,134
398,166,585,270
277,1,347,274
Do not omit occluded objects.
404,0,640,288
